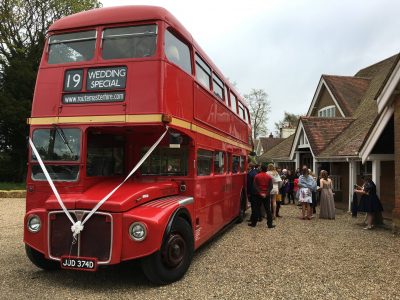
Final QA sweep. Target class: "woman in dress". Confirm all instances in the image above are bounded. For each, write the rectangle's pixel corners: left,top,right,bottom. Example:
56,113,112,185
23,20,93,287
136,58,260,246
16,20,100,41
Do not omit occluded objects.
319,170,335,219
354,176,383,229
267,164,282,219
298,167,317,220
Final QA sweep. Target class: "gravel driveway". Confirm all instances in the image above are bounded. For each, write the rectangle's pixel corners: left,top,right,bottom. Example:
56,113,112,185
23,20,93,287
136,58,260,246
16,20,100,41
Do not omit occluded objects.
1,198,399,299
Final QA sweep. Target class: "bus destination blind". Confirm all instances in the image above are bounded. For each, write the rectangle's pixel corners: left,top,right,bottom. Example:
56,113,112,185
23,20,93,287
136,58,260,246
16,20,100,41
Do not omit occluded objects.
63,66,127,104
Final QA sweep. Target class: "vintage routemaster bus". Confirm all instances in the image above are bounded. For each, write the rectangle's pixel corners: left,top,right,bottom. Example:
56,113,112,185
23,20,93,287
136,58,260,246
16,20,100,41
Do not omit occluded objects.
24,6,252,284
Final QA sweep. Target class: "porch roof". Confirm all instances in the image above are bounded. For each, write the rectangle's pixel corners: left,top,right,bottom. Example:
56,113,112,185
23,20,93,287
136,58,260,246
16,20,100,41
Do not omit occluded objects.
301,117,355,156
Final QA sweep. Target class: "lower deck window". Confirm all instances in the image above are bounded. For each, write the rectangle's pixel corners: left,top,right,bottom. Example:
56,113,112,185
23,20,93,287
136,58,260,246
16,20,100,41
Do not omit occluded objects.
141,147,188,176
197,149,212,176
31,165,79,181
86,133,125,177
232,155,240,173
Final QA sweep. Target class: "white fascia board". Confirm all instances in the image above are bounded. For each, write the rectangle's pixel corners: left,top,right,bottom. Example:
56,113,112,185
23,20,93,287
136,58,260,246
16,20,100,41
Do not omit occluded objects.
377,59,400,113
360,105,394,163
314,156,360,162
289,121,303,159
306,77,346,117
323,79,346,117
365,154,395,161
307,77,324,116
289,121,315,160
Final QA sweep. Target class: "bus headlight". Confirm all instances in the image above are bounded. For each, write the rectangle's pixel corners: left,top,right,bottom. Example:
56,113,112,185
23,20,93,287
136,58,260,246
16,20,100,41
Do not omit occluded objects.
129,222,147,241
27,215,41,233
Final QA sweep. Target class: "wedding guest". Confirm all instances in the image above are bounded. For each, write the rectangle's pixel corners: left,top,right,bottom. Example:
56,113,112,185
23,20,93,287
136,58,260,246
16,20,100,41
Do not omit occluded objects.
319,170,335,219
298,167,317,220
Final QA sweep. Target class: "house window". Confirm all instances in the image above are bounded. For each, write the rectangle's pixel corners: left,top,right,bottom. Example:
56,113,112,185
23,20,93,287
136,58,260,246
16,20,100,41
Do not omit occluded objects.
318,106,336,117
357,161,372,176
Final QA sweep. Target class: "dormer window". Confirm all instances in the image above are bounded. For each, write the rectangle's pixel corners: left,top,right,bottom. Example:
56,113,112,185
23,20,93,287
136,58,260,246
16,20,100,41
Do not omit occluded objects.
318,105,336,117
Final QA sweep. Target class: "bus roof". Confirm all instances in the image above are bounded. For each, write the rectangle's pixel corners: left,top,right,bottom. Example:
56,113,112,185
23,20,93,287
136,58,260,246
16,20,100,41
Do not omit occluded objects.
49,5,190,36
48,5,246,107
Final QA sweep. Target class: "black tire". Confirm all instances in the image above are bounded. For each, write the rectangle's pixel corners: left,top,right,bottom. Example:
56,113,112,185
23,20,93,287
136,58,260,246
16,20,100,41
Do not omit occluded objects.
25,245,59,270
141,217,194,285
236,191,247,223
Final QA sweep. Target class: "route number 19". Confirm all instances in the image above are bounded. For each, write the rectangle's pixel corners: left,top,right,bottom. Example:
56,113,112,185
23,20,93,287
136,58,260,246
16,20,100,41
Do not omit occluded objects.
64,69,83,92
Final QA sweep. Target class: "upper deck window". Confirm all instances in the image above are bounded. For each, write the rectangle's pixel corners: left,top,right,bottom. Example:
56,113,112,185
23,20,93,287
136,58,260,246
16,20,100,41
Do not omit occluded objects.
102,25,157,60
165,29,192,75
230,92,238,113
195,54,211,90
213,73,224,100
238,101,246,120
48,30,96,64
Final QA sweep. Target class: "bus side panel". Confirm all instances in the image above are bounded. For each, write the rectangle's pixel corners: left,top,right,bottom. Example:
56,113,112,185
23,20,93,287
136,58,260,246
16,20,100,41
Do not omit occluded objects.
163,63,193,121
231,174,246,217
193,174,242,247
31,68,63,117
193,82,249,144
125,61,162,115
194,83,230,137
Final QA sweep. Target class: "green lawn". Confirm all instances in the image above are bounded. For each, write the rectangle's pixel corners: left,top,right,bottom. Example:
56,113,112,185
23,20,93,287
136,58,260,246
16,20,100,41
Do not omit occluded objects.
0,182,26,190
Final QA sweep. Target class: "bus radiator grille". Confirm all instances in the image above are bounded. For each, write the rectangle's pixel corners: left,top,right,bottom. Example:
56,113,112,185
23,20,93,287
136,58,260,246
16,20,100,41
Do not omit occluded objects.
49,211,112,263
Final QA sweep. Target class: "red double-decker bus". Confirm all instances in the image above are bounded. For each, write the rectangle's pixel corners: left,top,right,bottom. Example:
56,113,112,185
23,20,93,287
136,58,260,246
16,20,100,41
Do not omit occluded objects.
24,6,252,284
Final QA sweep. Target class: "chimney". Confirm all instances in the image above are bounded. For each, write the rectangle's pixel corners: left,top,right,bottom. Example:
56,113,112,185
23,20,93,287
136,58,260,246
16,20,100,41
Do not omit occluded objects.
269,133,273,138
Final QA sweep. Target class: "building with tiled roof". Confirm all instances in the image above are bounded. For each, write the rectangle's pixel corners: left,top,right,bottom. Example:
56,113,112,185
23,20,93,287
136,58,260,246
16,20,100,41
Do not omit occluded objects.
259,53,400,226
254,134,285,157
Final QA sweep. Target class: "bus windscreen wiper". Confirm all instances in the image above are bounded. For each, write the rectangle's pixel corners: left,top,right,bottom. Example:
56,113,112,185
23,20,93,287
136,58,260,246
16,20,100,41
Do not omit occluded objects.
54,126,74,154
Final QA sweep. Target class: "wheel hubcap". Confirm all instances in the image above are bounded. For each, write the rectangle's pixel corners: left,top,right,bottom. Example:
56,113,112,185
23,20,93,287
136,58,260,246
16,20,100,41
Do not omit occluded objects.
162,234,186,268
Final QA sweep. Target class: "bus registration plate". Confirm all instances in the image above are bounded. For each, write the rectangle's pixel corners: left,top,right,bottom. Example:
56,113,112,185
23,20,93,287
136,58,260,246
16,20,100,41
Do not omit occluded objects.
61,256,97,271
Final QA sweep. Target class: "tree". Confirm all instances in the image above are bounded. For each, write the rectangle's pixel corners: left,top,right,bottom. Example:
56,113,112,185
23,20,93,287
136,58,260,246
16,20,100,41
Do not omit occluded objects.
244,89,271,140
0,0,101,182
274,112,300,136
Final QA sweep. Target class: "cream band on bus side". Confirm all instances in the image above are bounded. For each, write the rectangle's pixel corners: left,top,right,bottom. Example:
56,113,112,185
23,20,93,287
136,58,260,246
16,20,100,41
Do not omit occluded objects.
27,114,252,151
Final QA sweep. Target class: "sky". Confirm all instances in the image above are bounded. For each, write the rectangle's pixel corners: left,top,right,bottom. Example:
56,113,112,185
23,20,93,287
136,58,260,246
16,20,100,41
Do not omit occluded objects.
101,0,400,134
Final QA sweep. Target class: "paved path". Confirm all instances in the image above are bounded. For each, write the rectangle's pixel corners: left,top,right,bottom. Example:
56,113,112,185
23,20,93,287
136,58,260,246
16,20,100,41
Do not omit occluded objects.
1,198,399,299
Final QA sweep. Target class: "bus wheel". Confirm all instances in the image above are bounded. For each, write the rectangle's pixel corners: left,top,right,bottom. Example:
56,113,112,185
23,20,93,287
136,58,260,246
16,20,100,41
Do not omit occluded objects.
141,217,194,285
25,245,59,270
236,191,247,223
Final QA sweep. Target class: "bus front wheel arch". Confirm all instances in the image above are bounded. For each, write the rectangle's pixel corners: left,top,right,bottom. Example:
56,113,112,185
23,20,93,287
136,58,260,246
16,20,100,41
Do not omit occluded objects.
25,245,60,271
141,217,194,285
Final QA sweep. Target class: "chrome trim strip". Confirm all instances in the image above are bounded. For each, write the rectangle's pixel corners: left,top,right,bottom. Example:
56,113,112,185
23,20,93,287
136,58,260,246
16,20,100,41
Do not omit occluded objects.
48,210,113,264
178,197,194,206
